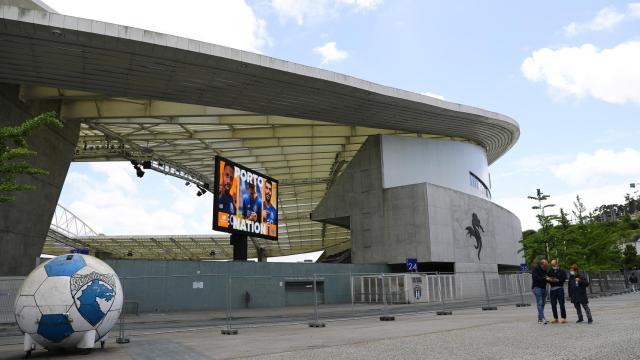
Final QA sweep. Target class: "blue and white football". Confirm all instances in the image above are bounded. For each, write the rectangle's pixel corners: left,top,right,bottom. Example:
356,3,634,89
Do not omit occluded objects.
14,254,123,350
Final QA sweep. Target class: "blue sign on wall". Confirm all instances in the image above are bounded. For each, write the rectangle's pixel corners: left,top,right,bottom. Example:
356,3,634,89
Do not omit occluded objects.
406,258,418,272
519,263,528,272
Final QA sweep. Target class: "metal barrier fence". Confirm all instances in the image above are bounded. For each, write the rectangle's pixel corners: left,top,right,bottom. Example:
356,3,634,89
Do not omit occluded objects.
352,272,532,305
586,271,627,294
0,270,632,329
0,277,24,324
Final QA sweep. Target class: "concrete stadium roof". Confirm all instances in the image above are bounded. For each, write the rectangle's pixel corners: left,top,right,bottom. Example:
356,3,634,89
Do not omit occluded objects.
1,5,520,260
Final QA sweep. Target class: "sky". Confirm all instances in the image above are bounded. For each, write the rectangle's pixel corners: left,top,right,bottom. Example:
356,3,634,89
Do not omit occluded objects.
43,1,640,255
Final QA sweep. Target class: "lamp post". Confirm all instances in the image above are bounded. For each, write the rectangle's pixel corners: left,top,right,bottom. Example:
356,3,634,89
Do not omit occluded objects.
629,183,640,217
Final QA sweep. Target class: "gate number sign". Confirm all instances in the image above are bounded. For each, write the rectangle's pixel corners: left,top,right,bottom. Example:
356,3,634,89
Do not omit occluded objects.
406,258,418,272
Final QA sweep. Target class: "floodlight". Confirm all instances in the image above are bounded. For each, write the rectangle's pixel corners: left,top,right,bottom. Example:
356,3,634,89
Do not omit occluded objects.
133,164,145,178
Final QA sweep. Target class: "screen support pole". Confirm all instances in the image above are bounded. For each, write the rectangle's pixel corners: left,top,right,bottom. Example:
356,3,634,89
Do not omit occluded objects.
230,233,248,261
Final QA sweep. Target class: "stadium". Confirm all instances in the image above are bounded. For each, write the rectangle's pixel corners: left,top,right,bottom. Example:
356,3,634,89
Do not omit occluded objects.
0,0,521,278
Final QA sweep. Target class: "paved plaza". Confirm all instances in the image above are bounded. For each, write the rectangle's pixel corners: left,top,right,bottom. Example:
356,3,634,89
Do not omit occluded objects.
0,293,638,359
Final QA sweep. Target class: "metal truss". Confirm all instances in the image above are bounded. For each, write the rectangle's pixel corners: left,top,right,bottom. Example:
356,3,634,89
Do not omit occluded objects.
50,204,99,238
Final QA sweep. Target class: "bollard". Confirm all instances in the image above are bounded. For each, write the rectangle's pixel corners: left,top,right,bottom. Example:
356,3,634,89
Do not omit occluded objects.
379,274,395,321
309,274,326,327
221,274,238,335
115,303,129,344
349,267,355,317
515,273,531,307
437,275,452,315
481,272,497,311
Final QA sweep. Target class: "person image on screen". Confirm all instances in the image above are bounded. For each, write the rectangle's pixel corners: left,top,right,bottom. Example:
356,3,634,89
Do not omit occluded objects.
242,182,261,222
263,179,277,225
218,163,235,216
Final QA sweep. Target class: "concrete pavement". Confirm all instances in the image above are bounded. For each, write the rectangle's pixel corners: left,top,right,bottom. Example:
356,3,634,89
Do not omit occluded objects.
0,292,638,359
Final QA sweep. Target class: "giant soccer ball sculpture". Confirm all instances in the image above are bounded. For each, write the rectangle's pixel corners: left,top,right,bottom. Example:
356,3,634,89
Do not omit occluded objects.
14,254,123,355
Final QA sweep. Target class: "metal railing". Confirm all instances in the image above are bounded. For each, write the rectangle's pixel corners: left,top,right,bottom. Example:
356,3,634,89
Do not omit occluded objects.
352,272,532,305
0,270,632,333
0,277,25,324
50,204,99,238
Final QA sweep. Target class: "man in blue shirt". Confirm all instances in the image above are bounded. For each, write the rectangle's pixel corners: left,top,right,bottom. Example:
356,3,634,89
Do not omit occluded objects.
218,163,235,216
548,259,568,323
242,182,261,222
263,180,277,225
531,258,552,324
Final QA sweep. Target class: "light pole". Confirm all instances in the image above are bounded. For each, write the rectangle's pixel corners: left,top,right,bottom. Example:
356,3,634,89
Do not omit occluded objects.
629,183,640,216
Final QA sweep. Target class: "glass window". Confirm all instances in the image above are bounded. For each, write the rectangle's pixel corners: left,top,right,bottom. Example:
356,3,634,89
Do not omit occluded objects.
469,172,491,199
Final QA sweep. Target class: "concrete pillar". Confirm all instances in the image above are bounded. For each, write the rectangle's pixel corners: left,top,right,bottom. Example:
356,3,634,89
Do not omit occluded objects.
0,83,80,276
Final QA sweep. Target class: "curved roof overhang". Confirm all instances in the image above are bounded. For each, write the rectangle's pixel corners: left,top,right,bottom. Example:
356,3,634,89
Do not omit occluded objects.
0,5,519,162
1,5,520,260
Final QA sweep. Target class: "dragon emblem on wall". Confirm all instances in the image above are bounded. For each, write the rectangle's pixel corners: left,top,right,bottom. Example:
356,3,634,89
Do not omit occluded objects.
465,213,484,260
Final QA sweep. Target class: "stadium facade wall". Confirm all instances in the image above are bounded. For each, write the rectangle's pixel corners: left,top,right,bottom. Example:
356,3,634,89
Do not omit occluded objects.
0,83,80,276
312,135,523,270
106,259,389,312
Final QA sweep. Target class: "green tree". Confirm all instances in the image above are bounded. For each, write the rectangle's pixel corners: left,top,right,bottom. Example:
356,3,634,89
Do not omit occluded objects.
552,208,574,263
572,195,587,225
527,189,558,260
522,194,632,270
623,244,637,270
0,111,63,202
520,229,545,266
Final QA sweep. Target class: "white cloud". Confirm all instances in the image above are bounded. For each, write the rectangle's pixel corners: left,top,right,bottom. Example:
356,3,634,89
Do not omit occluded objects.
496,183,631,231
43,0,270,53
521,41,640,104
630,2,640,17
313,41,348,64
561,2,640,37
341,0,383,11
551,148,640,187
420,92,446,101
595,129,640,144
89,162,137,193
494,153,573,179
502,188,624,232
562,3,640,37
271,0,382,25
496,148,640,229
563,7,625,36
62,162,215,235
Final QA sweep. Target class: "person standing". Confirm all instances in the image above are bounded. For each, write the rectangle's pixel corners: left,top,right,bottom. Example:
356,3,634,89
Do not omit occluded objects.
568,264,593,324
218,163,236,216
629,272,638,292
531,259,552,324
242,182,261,222
547,259,567,323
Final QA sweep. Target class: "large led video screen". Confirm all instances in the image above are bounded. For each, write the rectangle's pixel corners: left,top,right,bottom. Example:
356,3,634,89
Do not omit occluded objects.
213,156,278,240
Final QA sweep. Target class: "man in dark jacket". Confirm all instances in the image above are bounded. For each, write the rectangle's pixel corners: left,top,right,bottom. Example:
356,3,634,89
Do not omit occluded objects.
548,259,567,323
531,259,552,324
629,272,638,292
568,264,592,324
